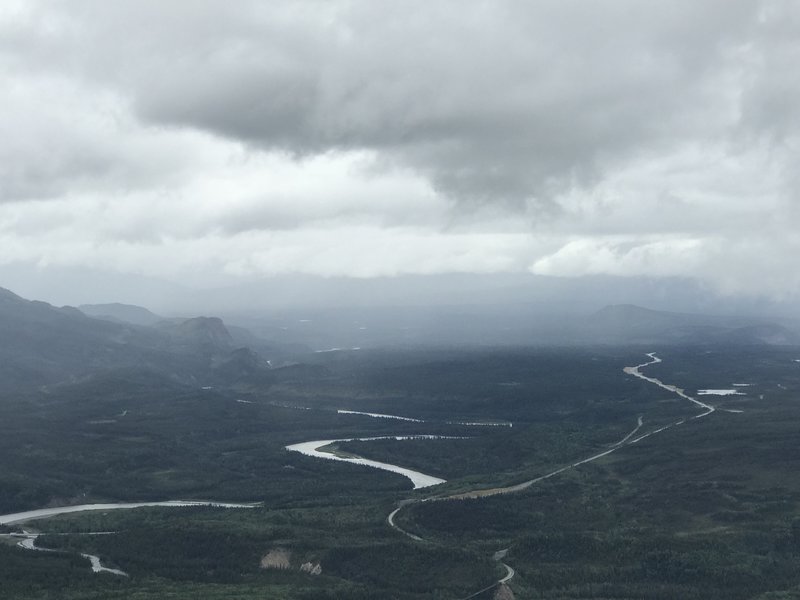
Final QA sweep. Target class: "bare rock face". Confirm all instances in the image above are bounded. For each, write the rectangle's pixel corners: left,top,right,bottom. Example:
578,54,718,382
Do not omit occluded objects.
173,316,233,348
494,583,515,600
260,548,291,570
300,561,322,575
261,550,322,575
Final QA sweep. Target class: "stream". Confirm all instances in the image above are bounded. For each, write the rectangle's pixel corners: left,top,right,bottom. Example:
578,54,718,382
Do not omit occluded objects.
388,352,727,597
286,436,453,489
5,356,700,587
0,500,257,526
0,500,257,577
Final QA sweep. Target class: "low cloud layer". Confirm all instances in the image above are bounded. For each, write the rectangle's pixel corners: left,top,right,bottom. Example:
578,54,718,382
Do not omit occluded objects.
1,1,799,300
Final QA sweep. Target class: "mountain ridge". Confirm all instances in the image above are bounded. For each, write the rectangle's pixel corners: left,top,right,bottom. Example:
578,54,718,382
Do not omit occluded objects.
0,286,272,392
585,303,800,345
79,302,163,326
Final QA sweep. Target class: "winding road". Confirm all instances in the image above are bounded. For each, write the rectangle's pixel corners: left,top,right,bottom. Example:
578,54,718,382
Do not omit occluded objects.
386,352,724,596
3,352,721,593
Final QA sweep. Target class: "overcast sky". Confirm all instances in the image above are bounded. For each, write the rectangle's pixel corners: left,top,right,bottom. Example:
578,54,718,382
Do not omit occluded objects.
1,0,799,305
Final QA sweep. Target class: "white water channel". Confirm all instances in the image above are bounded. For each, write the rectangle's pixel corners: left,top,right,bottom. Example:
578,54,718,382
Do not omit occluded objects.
0,500,256,526
0,501,257,577
623,352,715,418
2,352,722,588
2,531,130,576
286,436,452,489
337,409,424,422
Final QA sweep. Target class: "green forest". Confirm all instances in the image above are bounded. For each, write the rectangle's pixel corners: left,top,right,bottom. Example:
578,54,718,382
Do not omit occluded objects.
3,345,800,598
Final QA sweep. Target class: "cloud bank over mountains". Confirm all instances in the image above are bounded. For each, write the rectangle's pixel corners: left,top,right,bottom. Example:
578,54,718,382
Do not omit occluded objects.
1,0,798,300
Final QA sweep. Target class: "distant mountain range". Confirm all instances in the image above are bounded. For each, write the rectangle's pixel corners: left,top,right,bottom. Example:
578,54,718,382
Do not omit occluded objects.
0,287,285,393
218,301,800,349
79,302,163,326
79,301,307,358
580,304,800,345
1,285,798,396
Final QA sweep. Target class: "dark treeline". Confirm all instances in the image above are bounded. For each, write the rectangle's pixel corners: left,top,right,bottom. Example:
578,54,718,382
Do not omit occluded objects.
3,344,800,598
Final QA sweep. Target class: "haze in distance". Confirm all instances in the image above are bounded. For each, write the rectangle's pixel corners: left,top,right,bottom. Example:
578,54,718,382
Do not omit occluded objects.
1,1,798,326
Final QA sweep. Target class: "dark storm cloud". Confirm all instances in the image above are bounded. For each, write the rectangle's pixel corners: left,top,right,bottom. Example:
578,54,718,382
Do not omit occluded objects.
129,0,761,206
3,0,800,298
13,0,780,207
